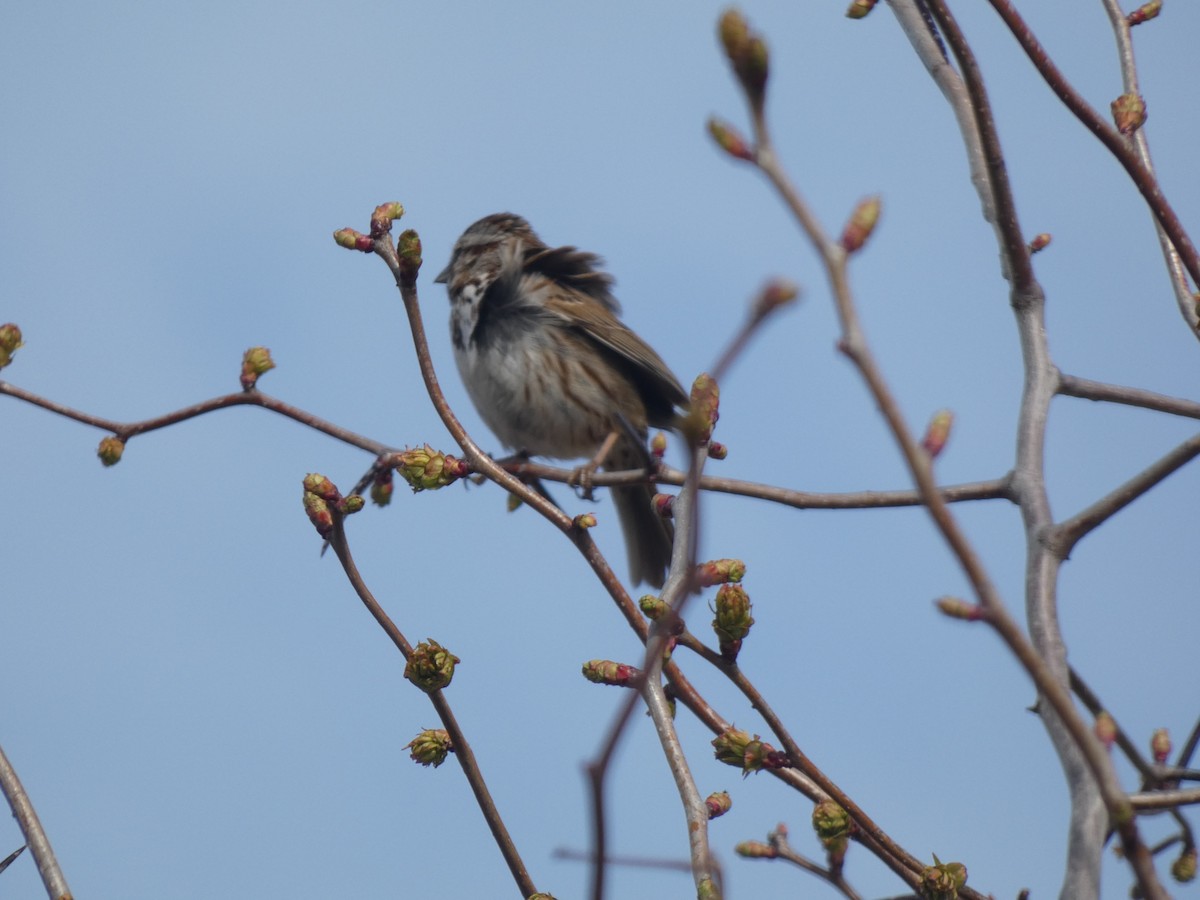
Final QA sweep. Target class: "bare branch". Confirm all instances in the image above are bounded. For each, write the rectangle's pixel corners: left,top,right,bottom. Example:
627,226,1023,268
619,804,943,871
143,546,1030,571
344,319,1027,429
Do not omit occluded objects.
0,381,391,456
1069,668,1157,783
675,632,936,892
324,511,538,898
910,3,1168,895
984,0,1200,305
0,742,72,900
1047,433,1200,558
509,458,1013,510
754,823,863,900
638,442,722,898
918,0,1036,295
1057,374,1200,420
1130,788,1200,812
1097,0,1199,333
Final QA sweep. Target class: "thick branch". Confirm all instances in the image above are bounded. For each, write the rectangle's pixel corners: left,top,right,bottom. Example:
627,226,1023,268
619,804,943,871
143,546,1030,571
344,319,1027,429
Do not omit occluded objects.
0,742,72,900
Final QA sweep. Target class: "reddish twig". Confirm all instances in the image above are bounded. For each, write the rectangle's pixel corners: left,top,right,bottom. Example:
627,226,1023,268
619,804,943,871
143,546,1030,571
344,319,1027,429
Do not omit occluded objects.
0,381,391,456
324,510,538,898
984,0,1200,298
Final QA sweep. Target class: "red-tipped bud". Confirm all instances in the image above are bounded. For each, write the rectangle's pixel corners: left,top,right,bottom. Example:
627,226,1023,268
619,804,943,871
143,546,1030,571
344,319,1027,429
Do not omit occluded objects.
734,840,777,859
581,660,643,688
303,472,343,504
922,409,954,458
651,493,675,519
303,490,333,538
394,444,469,492
1094,711,1117,750
846,0,879,18
705,791,733,819
573,512,598,529
1028,233,1052,254
650,431,668,459
1150,728,1171,764
405,728,454,768
333,227,374,253
935,596,984,621
0,323,23,369
370,201,405,237
1111,93,1147,135
240,346,275,390
404,639,460,693
398,229,422,286
707,441,728,460
1172,847,1197,883
696,559,746,586
840,195,882,253
1127,0,1162,26
752,278,800,322
707,117,755,162
97,436,125,467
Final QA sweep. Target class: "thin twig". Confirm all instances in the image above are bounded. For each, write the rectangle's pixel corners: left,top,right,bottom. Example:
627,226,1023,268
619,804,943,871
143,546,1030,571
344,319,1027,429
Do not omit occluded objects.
0,742,72,900
0,845,26,876
1046,433,1200,558
768,826,863,900
1096,0,1198,333
984,0,1200,298
552,847,693,872
588,439,717,900
1177,718,1200,770
509,458,1013,510
674,633,934,893
1069,668,1156,783
1129,788,1200,812
325,511,538,898
1057,374,1200,420
0,381,391,455
915,4,1165,896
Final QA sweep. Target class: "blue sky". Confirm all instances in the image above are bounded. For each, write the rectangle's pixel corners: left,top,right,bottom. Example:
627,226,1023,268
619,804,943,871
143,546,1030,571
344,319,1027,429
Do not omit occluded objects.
2,2,1198,897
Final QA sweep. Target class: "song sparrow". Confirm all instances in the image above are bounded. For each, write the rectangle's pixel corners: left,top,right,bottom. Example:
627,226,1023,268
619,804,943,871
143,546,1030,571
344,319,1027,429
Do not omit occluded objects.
435,213,687,587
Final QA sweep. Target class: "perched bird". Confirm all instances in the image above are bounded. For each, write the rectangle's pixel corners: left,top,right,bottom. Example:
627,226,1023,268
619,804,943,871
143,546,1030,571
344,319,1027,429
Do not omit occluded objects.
435,213,687,586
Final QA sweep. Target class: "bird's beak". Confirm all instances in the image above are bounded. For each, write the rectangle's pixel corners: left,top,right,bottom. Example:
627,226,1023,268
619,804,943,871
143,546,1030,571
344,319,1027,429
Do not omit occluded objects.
434,265,450,284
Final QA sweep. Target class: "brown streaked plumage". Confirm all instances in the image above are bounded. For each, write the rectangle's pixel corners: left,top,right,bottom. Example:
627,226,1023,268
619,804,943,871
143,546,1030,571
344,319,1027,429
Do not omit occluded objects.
435,213,686,586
